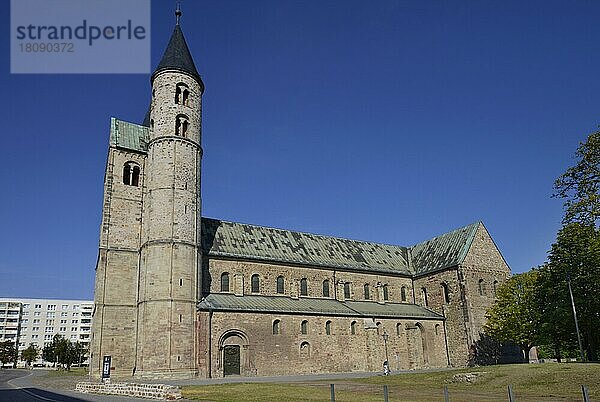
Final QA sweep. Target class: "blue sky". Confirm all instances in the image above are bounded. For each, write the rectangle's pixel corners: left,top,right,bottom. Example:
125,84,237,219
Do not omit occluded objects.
0,0,597,299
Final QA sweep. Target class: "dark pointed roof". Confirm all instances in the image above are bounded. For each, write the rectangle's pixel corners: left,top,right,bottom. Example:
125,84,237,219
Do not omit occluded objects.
152,24,204,90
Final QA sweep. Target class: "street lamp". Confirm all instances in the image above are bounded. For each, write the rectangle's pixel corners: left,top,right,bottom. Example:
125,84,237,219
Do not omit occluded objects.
567,272,585,362
382,331,389,363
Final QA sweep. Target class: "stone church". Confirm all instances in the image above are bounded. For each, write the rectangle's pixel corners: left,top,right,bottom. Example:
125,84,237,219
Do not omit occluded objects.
90,14,511,379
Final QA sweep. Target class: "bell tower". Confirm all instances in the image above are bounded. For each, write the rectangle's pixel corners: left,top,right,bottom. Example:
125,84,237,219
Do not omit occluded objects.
136,7,204,378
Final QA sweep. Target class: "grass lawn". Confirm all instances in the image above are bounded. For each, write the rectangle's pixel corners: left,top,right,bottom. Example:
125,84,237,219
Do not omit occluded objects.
182,363,600,402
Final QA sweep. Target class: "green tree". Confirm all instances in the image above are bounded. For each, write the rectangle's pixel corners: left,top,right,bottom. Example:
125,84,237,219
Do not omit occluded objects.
42,335,83,370
546,223,600,361
0,340,17,367
21,344,40,367
484,271,541,362
553,131,600,226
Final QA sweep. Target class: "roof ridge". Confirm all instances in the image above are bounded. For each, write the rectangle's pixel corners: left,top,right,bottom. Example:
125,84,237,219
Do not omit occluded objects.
410,221,480,249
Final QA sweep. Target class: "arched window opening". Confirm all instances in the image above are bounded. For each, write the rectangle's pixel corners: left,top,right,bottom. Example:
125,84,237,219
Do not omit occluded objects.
122,162,140,187
493,280,499,297
350,321,356,335
383,284,389,301
301,320,308,335
442,283,450,304
478,279,485,296
272,319,280,335
396,323,402,336
376,322,382,335
276,276,285,294
325,320,332,335
175,82,190,105
150,119,154,129
322,280,330,297
401,286,407,302
220,273,230,292
364,284,370,300
343,283,351,299
175,114,189,136
421,287,428,307
251,274,260,293
435,324,440,336
300,278,308,296
299,341,310,358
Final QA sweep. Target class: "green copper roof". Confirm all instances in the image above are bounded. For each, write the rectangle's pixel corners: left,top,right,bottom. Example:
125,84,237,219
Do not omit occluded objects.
109,118,149,152
201,218,480,276
410,222,480,275
201,218,411,275
198,294,443,320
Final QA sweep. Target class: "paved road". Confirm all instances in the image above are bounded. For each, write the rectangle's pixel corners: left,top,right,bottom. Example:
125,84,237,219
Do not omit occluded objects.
0,369,152,402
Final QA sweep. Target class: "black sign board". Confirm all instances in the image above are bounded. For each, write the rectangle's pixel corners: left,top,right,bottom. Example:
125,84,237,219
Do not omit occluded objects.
102,355,111,379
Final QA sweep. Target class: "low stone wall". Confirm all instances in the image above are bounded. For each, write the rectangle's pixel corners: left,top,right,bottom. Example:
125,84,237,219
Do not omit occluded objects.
76,381,181,400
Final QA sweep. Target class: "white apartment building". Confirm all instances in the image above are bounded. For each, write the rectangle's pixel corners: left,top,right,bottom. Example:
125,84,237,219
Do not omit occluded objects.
0,298,93,367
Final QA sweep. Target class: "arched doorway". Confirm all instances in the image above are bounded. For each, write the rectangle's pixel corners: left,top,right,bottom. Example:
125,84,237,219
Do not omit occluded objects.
416,322,429,366
219,329,250,377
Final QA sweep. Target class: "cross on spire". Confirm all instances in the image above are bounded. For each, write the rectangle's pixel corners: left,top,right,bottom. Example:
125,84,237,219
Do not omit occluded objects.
175,1,182,25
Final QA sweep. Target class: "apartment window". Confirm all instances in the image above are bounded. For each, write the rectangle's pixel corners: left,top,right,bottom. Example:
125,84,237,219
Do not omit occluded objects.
32,327,39,331
46,320,54,325
72,313,79,317
71,327,77,332
71,320,78,324
22,312,29,316
61,312,68,317
70,335,77,340
73,305,79,310
60,320,67,324
35,304,41,309
23,304,30,309
46,312,55,318
21,327,27,332
22,319,28,324
44,334,52,340
31,334,38,339
45,327,54,333
33,312,40,316
61,305,68,310
59,327,66,332
33,319,39,324
47,305,56,310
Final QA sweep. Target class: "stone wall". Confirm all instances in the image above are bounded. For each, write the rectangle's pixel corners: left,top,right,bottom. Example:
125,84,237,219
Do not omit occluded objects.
90,148,145,379
76,381,181,400
197,310,446,378
205,258,414,304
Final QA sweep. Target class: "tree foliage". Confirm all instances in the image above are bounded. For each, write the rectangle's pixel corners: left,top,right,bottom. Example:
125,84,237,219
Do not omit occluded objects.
21,344,40,367
0,340,17,366
483,271,541,362
545,223,600,360
553,131,600,226
42,335,87,370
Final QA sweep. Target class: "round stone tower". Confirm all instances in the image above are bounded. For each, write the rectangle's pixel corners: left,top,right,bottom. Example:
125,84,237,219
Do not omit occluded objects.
136,14,204,379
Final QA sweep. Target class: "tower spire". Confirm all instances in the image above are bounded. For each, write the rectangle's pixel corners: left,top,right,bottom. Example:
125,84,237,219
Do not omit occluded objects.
175,1,182,25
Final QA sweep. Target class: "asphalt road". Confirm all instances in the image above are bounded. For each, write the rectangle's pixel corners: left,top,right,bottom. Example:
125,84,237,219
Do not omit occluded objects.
0,369,152,402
